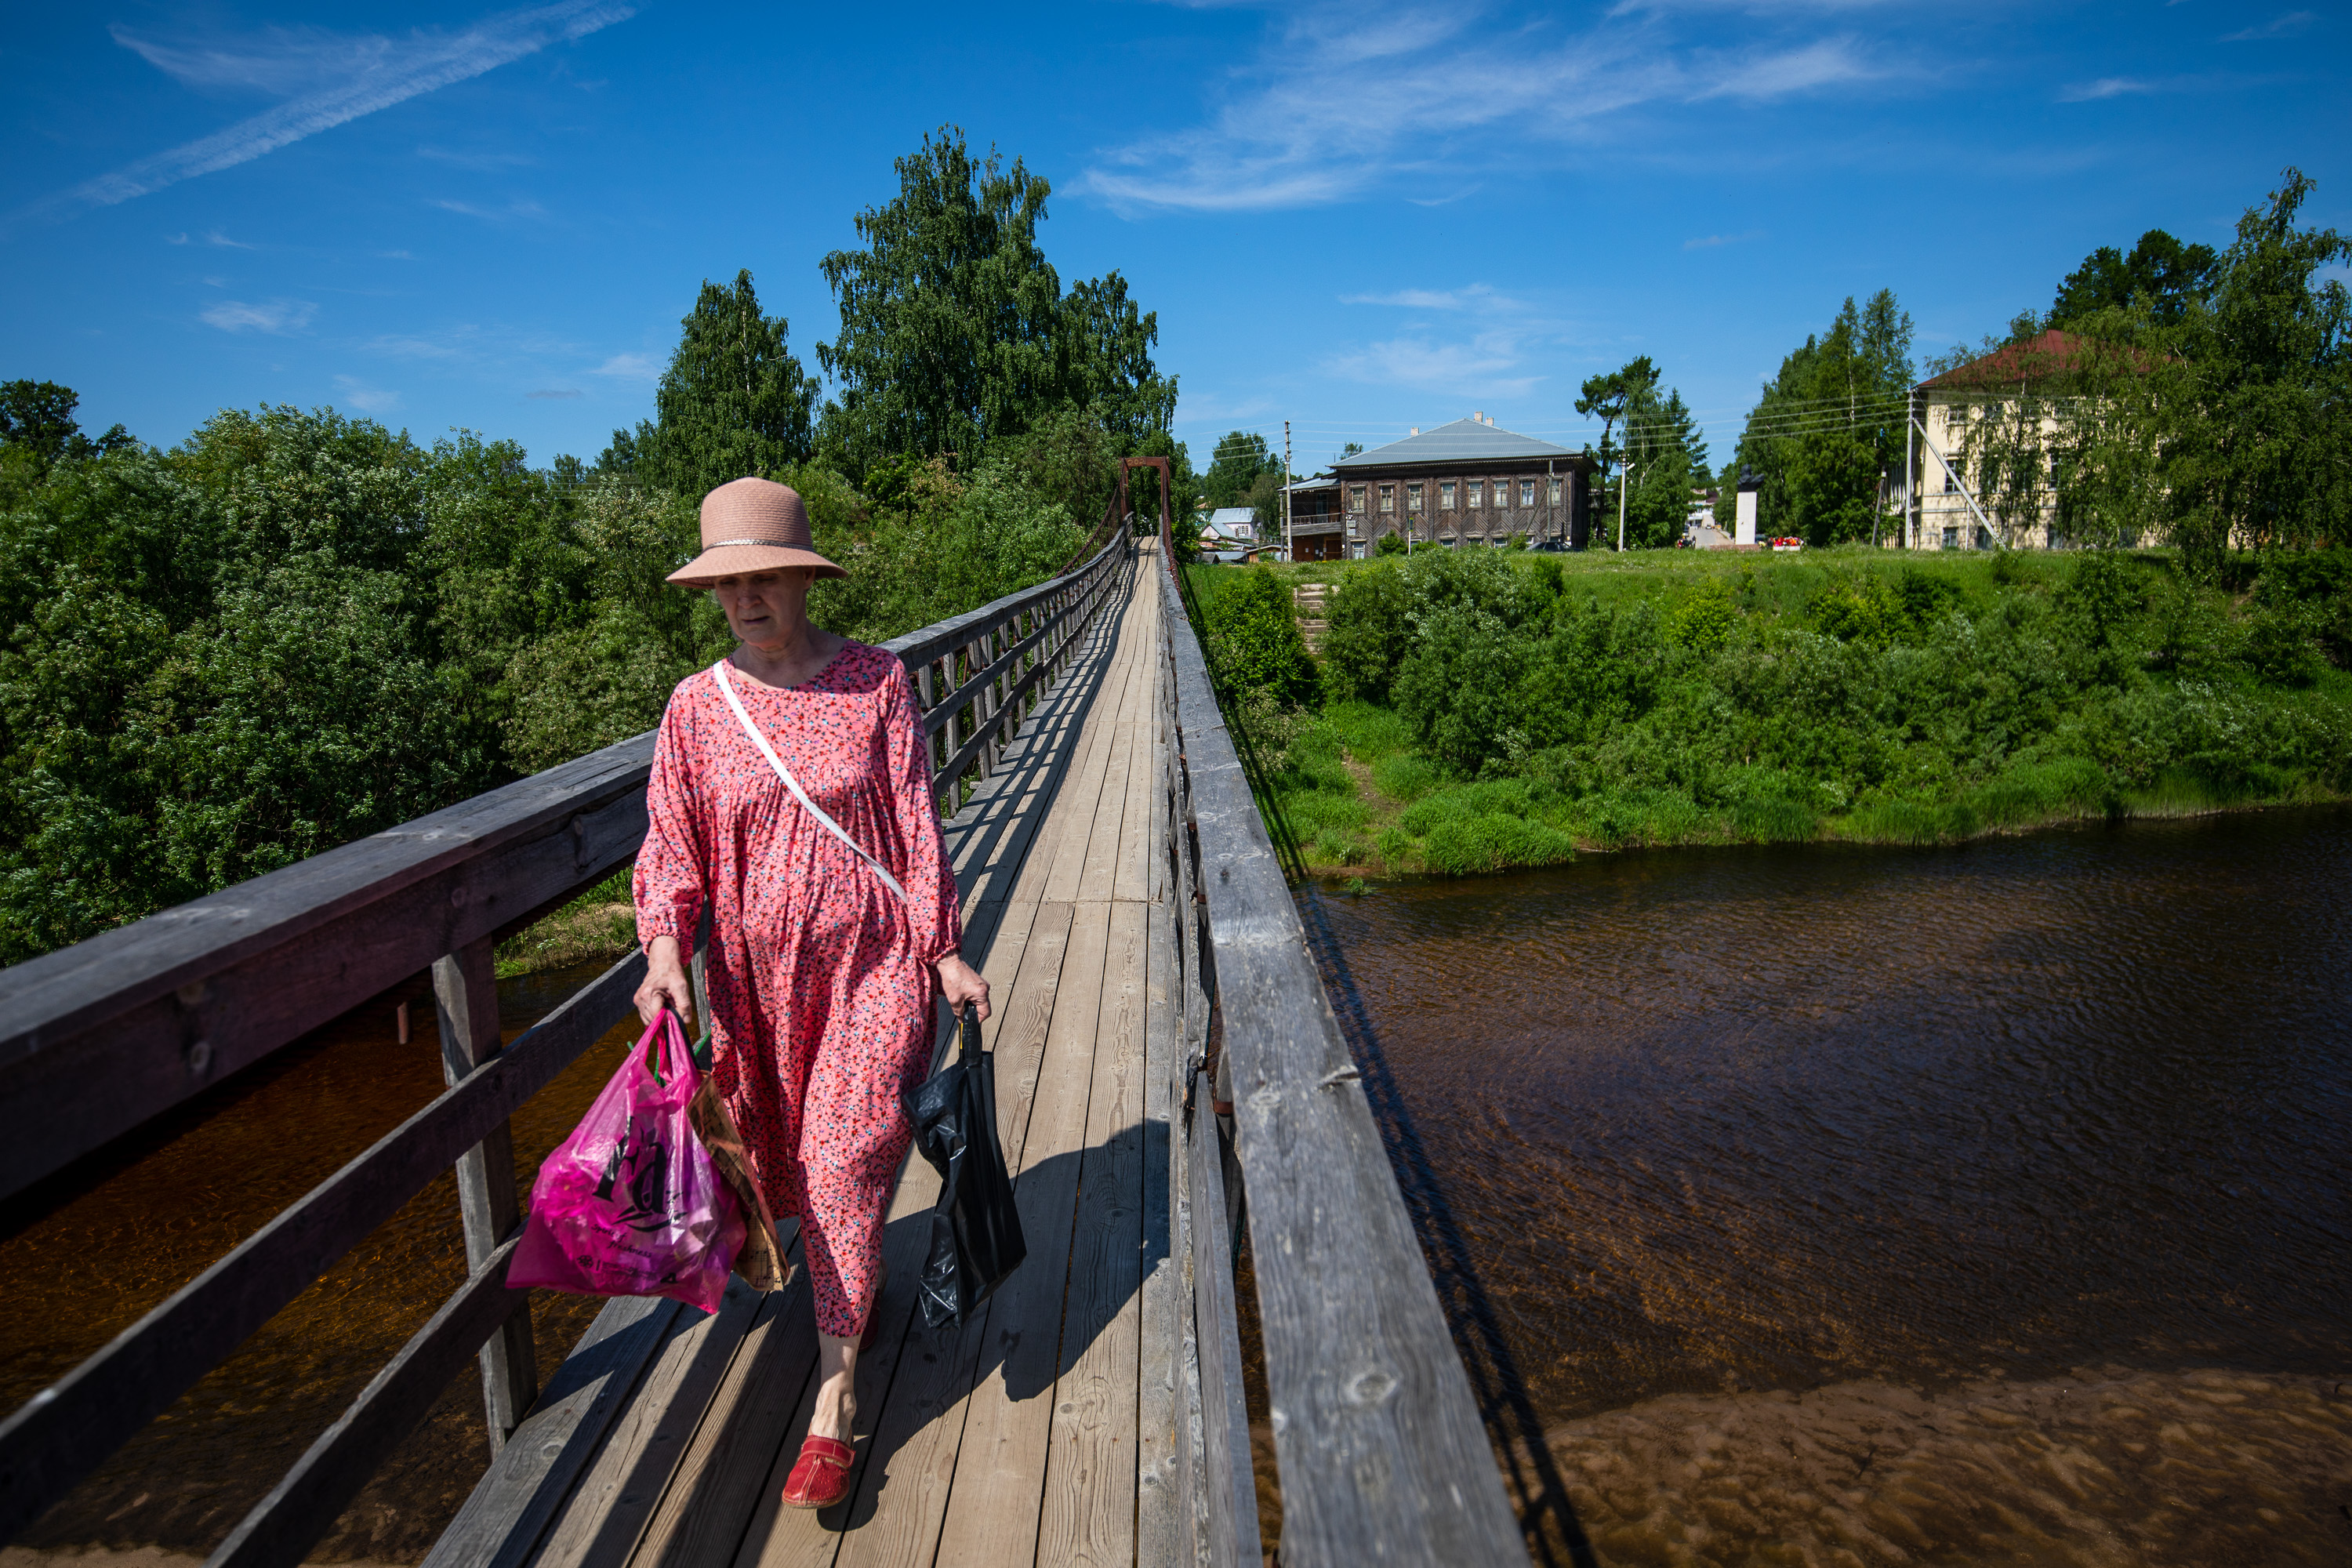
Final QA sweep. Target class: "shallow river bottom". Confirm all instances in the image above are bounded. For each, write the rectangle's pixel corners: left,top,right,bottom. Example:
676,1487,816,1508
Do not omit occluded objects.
1300,806,2352,1566
1542,1367,2352,1567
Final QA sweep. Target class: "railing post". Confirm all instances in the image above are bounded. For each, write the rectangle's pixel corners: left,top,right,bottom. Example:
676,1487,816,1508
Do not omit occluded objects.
966,633,994,781
430,937,538,1451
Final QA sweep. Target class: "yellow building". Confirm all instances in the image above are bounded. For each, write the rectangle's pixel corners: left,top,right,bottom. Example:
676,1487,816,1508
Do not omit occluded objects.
1908,329,2124,551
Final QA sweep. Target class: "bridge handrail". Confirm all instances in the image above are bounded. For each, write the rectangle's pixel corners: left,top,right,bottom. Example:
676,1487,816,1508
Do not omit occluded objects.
1155,528,1526,1565
0,526,1129,1564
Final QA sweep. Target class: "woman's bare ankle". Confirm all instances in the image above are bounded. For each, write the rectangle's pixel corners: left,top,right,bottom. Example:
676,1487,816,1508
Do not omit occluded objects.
810,1385,855,1443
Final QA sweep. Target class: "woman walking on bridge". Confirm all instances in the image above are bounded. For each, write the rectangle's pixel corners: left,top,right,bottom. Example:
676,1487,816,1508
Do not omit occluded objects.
630,477,990,1510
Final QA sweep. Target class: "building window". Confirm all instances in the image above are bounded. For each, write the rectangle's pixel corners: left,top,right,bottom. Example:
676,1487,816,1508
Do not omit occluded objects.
1519,480,1536,507
1941,526,1958,549
1378,484,1394,514
1944,472,1957,494
1548,477,1563,504
1407,482,1423,513
1440,480,1455,509
1466,481,1482,508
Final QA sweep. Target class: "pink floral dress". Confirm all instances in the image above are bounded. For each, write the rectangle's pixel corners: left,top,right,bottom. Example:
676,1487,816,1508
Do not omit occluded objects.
633,643,960,1336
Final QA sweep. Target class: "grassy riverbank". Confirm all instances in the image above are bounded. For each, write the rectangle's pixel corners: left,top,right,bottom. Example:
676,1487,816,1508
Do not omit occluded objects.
1184,546,2352,878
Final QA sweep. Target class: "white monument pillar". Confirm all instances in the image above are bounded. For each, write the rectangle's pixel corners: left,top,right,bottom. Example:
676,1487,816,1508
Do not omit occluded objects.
1735,466,1762,546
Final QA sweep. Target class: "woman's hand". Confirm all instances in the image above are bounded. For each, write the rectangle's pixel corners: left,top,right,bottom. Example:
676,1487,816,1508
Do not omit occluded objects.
933,951,990,1023
635,934,695,1031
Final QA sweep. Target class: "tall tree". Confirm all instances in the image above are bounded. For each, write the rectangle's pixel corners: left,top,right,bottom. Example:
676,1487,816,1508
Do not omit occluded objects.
1622,383,1709,548
1577,356,1654,527
814,126,1172,475
1733,290,1915,546
0,380,132,496
1202,430,1279,510
2050,230,2220,328
2161,169,2350,564
1061,271,1179,448
598,270,817,495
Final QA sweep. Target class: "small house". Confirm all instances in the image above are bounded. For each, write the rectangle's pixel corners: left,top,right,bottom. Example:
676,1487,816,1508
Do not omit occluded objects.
1329,416,1596,556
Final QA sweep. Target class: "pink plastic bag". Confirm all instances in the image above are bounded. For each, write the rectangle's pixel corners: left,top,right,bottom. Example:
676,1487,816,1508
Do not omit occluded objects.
508,1009,746,1314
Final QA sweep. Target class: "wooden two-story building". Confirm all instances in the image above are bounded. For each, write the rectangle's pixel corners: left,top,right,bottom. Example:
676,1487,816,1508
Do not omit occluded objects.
1308,416,1597,556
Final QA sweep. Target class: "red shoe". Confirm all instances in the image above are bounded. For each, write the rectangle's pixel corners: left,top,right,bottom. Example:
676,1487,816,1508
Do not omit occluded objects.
781,1434,855,1509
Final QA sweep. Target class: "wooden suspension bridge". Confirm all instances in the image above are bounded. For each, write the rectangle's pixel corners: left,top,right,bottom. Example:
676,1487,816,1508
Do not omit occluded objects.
0,510,1526,1566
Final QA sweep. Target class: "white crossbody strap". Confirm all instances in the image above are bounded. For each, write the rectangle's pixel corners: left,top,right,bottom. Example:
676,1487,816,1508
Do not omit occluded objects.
711,659,909,905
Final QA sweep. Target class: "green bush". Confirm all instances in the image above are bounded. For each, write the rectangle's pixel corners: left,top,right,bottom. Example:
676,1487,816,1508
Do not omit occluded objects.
1199,564,1318,707
0,403,1094,962
1399,779,1537,835
1422,813,1577,874
1324,699,1414,760
1286,789,1370,835
1225,542,2352,881
1370,753,1439,802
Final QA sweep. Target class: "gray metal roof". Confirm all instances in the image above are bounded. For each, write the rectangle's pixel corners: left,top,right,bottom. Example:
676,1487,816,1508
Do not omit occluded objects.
1330,418,1581,469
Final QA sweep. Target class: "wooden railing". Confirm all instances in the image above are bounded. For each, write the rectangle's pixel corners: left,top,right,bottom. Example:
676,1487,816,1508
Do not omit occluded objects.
0,529,1128,1566
1154,528,1526,1565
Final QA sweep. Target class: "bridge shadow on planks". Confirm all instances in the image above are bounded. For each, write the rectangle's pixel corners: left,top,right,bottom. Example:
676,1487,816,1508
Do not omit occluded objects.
572,1116,1166,1566
936,551,1139,919
1295,886,1602,1568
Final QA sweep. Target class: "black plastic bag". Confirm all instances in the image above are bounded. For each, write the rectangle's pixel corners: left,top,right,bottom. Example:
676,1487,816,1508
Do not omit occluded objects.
901,1002,1027,1328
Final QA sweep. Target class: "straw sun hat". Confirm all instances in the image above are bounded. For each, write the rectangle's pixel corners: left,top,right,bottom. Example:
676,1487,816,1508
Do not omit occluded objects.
665,477,846,586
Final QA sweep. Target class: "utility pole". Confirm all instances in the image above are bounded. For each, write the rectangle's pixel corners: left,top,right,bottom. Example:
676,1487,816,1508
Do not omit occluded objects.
1283,419,1293,561
1903,386,1915,550
1617,463,1635,552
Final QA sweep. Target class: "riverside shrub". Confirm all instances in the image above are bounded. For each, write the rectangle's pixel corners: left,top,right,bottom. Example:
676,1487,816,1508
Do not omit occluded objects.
0,403,1088,961
1264,546,2352,876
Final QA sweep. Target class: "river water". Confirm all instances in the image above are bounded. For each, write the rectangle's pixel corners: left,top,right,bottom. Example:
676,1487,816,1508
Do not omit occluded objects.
1300,805,2352,1566
0,963,642,1564
7,811,2350,1566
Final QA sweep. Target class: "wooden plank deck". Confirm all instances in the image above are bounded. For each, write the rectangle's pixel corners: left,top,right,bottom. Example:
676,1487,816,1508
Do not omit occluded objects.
446,540,1173,1568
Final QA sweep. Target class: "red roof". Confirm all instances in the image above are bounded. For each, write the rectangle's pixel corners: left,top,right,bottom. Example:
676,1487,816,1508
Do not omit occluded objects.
1917,328,2152,390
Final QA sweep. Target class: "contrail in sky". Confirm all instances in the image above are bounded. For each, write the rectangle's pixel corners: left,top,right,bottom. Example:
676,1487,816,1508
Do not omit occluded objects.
15,0,634,228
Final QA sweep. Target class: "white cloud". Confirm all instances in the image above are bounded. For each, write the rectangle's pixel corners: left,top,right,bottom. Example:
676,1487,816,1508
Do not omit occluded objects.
1686,37,1875,100
417,144,537,169
2220,10,2314,40
1325,336,1541,397
1074,3,1883,212
334,375,404,414
1341,285,1524,310
433,197,550,220
1323,277,1567,396
528,387,583,399
592,353,660,380
201,298,317,333
1684,229,1764,249
1612,0,1896,10
2060,76,2154,101
2056,71,2257,102
20,2,632,226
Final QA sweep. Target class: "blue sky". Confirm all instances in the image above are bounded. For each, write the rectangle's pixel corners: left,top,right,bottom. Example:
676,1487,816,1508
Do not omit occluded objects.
2,1,2343,477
